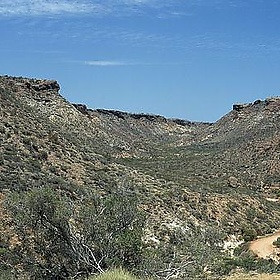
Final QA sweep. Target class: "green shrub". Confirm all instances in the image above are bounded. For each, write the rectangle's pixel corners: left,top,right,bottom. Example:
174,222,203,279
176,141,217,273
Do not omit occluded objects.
4,187,145,279
242,227,257,242
0,269,15,280
273,237,280,248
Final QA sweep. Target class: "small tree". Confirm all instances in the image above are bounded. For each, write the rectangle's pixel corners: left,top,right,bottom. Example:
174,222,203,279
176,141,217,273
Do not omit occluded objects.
3,187,145,279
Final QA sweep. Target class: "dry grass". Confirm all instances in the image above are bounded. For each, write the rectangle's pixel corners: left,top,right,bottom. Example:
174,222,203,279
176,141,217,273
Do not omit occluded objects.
89,269,144,280
226,273,280,280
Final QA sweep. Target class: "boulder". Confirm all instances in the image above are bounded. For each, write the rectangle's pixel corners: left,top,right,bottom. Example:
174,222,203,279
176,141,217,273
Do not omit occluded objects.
31,80,60,92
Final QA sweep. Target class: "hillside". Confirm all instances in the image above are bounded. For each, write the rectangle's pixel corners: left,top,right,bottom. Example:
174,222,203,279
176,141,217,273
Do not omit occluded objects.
0,75,280,279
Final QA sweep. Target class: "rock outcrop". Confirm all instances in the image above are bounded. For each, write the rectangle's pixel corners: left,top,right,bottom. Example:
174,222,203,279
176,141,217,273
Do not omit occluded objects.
0,75,60,95
233,97,280,112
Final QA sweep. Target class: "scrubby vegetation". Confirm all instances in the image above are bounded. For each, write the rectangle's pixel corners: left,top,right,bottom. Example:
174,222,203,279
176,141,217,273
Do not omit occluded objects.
0,76,280,279
1,186,144,279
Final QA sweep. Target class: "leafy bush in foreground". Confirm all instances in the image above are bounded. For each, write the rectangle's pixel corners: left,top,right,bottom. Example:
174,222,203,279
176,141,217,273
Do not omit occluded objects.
2,187,145,279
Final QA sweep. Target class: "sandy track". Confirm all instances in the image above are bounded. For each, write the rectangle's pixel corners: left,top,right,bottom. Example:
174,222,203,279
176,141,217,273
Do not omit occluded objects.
249,230,280,259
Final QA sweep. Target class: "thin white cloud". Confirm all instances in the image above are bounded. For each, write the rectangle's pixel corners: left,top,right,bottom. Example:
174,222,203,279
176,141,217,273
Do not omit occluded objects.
0,0,104,16
85,60,128,66
0,0,252,17
84,60,158,66
0,0,186,17
83,59,187,67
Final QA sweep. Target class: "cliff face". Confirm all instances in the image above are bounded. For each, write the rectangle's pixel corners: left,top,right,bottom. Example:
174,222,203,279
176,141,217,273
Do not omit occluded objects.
0,75,280,279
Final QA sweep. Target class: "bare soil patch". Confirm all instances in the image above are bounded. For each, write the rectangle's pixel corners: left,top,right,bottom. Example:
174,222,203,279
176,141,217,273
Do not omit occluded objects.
249,230,280,260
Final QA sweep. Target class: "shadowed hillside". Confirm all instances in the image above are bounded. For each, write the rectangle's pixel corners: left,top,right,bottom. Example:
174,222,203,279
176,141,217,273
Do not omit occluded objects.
0,75,280,279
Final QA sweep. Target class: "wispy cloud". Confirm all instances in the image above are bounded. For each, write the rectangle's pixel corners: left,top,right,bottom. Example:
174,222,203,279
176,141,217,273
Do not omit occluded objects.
85,60,128,66
0,0,105,16
0,0,257,17
84,60,158,66
2,0,276,60
0,0,186,17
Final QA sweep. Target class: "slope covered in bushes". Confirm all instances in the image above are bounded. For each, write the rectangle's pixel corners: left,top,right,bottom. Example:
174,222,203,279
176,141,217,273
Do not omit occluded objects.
0,75,280,279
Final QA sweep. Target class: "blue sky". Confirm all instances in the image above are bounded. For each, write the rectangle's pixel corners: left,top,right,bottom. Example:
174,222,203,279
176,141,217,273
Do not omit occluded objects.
1,0,280,122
